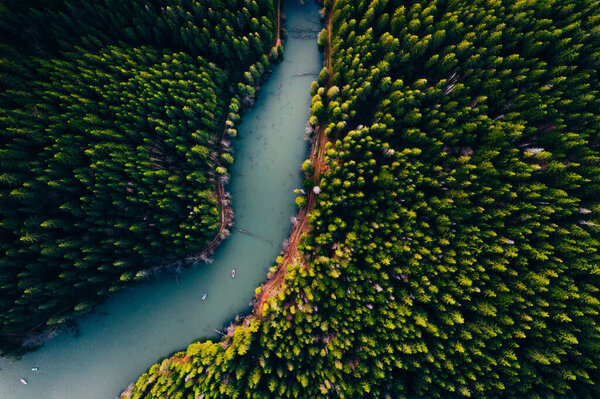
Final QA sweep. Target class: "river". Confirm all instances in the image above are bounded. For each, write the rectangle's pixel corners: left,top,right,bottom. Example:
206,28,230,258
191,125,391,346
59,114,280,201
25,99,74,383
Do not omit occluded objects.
0,1,321,397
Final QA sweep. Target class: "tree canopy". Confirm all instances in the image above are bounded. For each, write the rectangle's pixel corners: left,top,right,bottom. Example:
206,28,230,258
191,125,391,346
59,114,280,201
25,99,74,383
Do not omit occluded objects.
0,0,277,354
124,0,600,398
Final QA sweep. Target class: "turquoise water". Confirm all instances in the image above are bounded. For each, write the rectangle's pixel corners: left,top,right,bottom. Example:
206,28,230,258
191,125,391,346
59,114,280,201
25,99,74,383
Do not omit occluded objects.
0,1,321,397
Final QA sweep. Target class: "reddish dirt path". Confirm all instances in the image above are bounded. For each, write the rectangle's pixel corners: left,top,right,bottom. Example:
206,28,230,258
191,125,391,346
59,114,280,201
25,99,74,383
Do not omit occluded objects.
211,0,286,254
212,0,285,251
276,0,282,47
206,181,231,252
255,127,326,316
256,0,335,316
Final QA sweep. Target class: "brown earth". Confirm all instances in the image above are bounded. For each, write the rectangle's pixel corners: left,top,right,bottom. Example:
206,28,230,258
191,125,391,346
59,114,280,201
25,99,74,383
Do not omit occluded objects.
255,0,335,316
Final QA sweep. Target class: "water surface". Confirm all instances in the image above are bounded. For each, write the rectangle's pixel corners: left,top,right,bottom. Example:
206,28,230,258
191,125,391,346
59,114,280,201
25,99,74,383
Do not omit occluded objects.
0,1,321,397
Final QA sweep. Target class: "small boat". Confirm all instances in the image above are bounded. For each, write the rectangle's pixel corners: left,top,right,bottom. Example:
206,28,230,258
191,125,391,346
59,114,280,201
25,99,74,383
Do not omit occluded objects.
201,293,208,301
231,269,236,277
31,367,39,372
20,378,28,385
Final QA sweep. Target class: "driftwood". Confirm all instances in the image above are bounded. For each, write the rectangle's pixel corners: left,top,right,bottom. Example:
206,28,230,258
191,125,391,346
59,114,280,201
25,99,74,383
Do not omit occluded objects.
290,27,321,33
235,227,273,245
290,33,318,39
291,71,318,77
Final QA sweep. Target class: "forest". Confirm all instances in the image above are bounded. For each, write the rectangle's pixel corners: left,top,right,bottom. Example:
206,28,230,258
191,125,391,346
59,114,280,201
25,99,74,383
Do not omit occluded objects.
122,0,600,398
0,0,278,354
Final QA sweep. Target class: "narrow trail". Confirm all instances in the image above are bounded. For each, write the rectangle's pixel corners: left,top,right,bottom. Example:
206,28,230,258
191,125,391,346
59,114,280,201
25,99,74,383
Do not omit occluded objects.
207,182,229,251
276,0,282,47
207,0,288,260
202,116,234,257
256,0,335,316
211,0,284,256
210,0,284,255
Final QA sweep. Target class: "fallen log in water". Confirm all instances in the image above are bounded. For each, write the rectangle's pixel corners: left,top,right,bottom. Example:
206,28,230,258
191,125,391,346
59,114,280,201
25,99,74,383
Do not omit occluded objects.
234,227,273,245
291,71,318,77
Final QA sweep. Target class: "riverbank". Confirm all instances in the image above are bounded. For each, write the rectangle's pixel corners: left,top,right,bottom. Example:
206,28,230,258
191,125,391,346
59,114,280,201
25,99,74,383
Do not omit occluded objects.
119,3,333,393
255,0,334,316
5,0,289,353
0,1,320,397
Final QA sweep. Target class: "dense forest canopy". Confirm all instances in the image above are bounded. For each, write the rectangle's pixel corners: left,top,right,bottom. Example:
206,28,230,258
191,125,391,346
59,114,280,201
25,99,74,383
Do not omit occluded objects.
124,0,600,398
0,0,277,354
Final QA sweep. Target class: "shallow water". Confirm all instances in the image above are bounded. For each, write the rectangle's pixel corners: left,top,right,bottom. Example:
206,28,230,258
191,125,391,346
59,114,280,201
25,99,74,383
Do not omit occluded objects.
0,1,321,397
